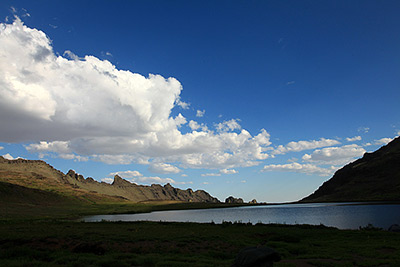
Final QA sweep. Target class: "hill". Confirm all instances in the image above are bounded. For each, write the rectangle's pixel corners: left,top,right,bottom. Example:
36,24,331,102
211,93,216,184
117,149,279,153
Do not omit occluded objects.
301,136,400,202
0,156,219,204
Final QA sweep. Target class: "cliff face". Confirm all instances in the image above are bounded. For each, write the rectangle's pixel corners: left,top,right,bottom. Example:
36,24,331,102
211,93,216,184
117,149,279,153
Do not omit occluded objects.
0,157,220,203
301,137,400,202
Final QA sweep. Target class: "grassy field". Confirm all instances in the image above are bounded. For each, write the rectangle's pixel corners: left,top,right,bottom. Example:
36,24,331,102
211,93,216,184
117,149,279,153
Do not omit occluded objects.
1,220,400,266
0,180,253,220
1,182,400,266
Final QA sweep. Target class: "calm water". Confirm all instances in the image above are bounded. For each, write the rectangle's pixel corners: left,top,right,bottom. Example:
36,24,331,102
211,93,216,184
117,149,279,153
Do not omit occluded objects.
82,203,400,230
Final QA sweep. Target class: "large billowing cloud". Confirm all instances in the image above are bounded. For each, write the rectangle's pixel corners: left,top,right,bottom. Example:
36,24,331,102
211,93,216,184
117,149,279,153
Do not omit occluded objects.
1,18,271,170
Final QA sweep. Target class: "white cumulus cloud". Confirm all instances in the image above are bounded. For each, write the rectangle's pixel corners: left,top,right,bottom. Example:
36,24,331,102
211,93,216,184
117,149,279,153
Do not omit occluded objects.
2,153,15,160
272,138,341,155
26,141,71,154
0,18,272,171
220,168,238,174
216,119,241,133
134,176,189,185
149,163,181,174
104,172,190,185
302,144,366,165
59,154,89,162
262,162,337,176
172,129,271,169
188,120,208,131
374,138,393,145
101,178,114,184
109,170,143,178
346,136,362,142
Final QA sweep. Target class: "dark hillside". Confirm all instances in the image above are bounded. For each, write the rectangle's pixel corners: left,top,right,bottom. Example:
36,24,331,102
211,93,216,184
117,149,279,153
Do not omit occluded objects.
0,181,72,204
302,137,400,202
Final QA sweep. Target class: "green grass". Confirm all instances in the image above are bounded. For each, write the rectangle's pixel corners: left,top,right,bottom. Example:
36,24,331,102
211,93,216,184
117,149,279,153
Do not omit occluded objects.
1,220,400,266
1,181,400,266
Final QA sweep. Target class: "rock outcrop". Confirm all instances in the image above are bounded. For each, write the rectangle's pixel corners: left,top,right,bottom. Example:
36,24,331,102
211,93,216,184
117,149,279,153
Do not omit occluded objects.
233,246,280,267
0,156,220,203
249,199,257,204
225,196,244,204
302,136,400,202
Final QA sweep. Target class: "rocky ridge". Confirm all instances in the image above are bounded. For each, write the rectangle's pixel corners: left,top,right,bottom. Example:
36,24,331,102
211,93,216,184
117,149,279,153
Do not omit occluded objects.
63,169,219,203
0,157,220,203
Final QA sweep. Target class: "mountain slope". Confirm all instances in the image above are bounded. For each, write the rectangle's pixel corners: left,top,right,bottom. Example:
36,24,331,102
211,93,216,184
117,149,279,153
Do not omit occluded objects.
63,170,219,203
0,157,219,203
301,137,400,202
0,157,125,203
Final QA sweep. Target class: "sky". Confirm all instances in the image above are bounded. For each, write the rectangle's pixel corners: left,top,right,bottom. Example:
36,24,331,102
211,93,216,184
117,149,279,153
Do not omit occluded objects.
0,0,399,203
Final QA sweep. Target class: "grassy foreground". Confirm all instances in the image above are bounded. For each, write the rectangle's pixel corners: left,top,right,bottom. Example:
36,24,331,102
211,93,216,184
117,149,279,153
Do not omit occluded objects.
1,192,400,266
1,219,400,266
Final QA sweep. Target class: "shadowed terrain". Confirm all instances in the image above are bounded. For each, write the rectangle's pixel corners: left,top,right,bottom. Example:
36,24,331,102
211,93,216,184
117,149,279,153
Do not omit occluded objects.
302,136,400,202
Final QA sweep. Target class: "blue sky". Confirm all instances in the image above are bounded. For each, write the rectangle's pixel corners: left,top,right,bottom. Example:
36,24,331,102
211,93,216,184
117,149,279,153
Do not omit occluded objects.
0,1,399,202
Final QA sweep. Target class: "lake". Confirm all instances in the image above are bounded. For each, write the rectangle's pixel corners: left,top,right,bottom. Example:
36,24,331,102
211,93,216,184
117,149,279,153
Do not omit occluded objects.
82,202,400,230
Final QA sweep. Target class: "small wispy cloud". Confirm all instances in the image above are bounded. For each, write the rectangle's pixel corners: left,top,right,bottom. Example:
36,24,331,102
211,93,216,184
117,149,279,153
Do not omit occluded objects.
201,173,221,177
358,127,370,133
286,81,295,85
201,168,238,177
346,136,362,142
21,8,30,17
176,98,190,109
196,109,205,117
